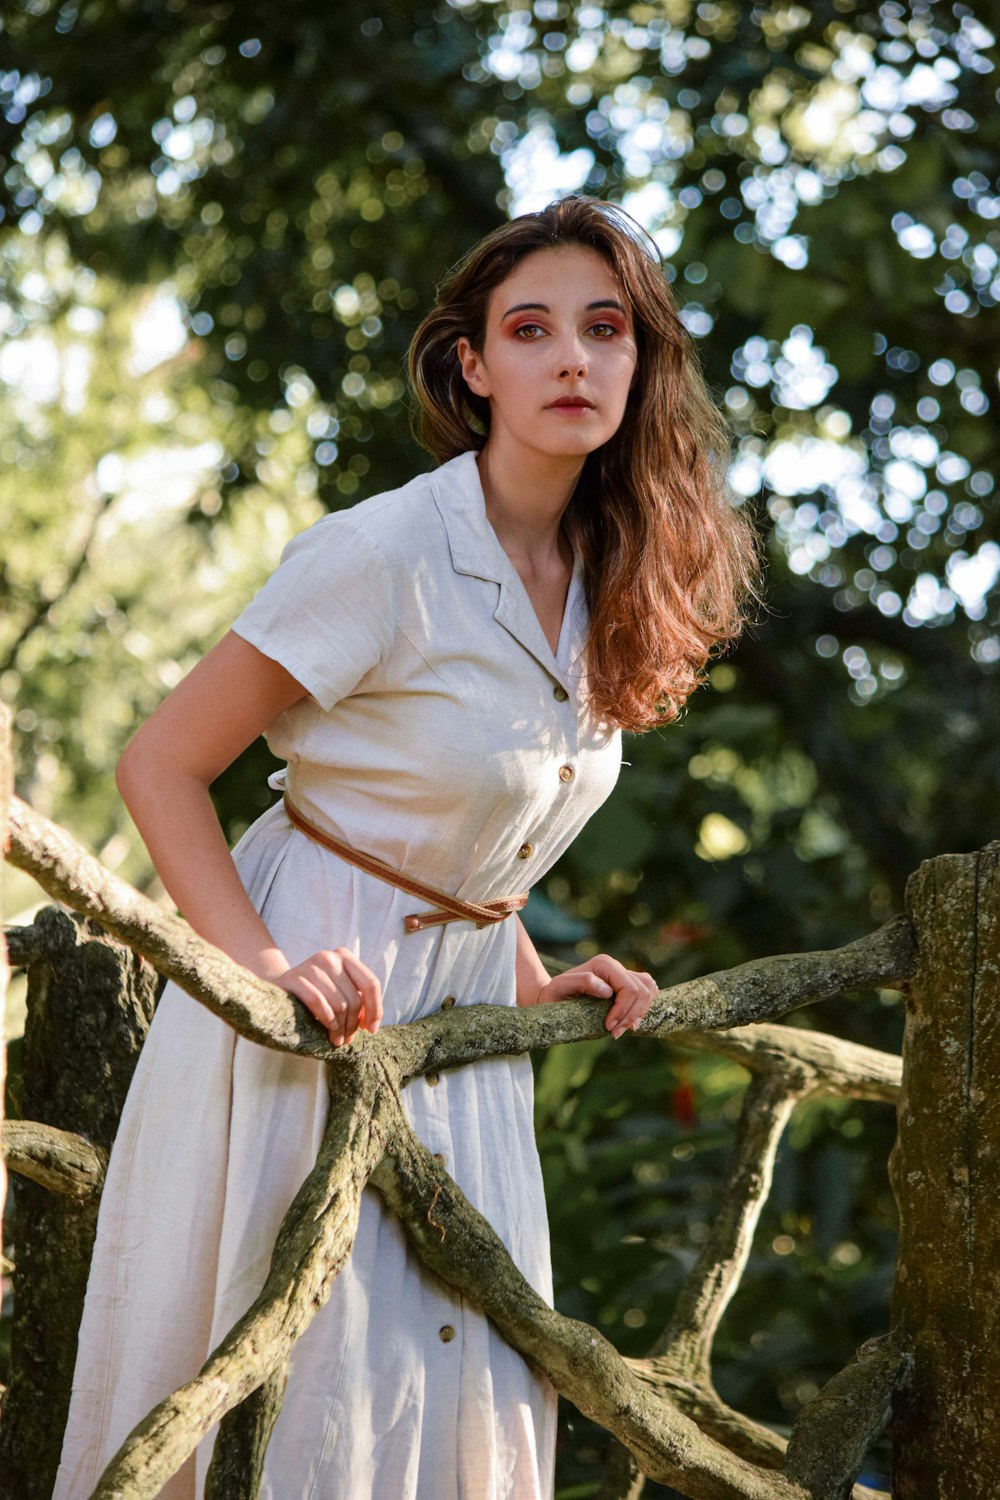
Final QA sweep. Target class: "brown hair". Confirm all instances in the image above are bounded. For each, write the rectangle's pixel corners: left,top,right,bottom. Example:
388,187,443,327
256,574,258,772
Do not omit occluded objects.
406,194,766,732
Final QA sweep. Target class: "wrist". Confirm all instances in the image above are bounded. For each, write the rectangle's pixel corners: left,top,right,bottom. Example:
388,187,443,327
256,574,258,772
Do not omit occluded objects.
514,914,553,1005
247,947,292,983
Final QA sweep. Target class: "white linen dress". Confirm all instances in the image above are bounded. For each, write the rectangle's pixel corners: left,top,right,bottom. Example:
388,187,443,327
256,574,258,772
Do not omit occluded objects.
53,448,623,1500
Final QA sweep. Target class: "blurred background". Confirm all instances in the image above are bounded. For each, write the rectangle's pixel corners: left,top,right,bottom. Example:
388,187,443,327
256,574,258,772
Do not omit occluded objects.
1,2,997,1493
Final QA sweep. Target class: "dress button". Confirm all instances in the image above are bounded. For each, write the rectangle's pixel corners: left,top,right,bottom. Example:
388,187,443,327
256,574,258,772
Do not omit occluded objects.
558,764,575,783
432,1151,446,1164
517,842,533,859
440,995,456,1009
426,1071,440,1086
439,1324,456,1342
553,684,569,702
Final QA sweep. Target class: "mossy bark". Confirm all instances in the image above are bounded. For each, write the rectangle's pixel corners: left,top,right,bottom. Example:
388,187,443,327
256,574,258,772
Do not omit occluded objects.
889,842,1000,1496
203,1363,290,1500
0,910,158,1500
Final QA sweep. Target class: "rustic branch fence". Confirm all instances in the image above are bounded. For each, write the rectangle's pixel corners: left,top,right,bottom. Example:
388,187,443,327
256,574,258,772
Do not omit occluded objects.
1,726,996,1498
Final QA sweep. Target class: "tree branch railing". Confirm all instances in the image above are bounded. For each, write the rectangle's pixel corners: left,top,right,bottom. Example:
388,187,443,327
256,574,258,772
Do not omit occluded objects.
3,762,995,1498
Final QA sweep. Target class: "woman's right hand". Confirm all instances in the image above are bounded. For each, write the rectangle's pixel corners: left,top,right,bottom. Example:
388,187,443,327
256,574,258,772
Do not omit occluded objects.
274,949,383,1046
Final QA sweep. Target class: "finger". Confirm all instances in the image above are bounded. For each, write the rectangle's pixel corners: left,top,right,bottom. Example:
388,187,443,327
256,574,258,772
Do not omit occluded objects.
553,970,614,1001
325,972,363,1042
303,955,363,1041
316,989,354,1046
605,975,647,1030
622,975,658,1032
626,972,654,1007
298,963,359,1040
290,954,375,1045
338,950,383,1033
585,953,627,983
604,969,643,1000
287,979,340,1038
612,1002,647,1036
275,963,351,1047
586,954,642,1004
581,957,639,1031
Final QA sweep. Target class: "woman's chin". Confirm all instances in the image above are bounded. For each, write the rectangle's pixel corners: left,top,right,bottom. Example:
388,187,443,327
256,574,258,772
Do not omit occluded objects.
514,428,616,461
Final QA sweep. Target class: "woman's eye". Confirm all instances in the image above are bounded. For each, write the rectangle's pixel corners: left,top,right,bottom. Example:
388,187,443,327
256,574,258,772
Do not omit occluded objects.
513,322,621,339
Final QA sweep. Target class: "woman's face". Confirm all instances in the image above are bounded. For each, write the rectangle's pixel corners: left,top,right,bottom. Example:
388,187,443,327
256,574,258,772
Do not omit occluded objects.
456,244,638,461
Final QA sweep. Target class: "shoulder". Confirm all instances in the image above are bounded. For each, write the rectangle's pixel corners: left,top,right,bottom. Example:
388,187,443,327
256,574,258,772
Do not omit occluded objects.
341,466,445,562
283,462,448,572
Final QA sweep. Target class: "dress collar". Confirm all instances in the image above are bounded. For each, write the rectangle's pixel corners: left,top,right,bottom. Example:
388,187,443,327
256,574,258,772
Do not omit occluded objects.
430,449,587,688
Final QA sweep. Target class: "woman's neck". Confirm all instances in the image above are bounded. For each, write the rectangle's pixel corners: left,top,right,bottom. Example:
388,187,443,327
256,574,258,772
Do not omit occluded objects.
475,438,583,572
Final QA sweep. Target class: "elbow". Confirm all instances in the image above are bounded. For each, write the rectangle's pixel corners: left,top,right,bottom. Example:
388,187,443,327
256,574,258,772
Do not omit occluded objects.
115,732,144,807
116,724,209,808
116,723,162,807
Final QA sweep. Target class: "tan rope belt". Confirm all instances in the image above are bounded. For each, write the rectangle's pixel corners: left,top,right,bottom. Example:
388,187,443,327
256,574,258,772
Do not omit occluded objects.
282,793,529,934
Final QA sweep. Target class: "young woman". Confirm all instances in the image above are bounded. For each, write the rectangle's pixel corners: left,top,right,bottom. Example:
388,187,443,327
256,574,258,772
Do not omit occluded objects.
54,194,763,1499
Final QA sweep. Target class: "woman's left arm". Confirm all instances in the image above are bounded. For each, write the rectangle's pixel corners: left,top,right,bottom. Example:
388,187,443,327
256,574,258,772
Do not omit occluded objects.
514,915,657,1039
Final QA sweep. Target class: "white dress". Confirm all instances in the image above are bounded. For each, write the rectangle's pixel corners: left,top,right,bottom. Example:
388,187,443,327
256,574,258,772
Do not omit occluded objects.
53,449,623,1500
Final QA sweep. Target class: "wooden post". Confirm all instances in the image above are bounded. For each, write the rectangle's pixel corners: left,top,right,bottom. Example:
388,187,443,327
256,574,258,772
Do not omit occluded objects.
0,908,158,1500
889,841,1000,1495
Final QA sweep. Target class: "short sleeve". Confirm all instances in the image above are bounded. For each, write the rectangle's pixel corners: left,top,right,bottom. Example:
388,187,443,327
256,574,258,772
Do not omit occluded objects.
229,509,396,712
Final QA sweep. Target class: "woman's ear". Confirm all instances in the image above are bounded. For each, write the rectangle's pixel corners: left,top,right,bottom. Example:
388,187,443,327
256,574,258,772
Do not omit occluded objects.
456,336,490,398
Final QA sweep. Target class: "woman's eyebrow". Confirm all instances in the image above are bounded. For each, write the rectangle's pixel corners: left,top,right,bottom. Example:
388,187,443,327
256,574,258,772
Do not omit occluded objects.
500,299,627,321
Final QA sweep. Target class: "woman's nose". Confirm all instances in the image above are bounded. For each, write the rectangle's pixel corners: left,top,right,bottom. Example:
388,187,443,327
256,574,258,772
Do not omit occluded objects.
556,338,588,378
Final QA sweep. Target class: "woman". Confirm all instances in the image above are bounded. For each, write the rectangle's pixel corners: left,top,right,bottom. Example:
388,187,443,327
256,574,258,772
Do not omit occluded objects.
54,194,763,1499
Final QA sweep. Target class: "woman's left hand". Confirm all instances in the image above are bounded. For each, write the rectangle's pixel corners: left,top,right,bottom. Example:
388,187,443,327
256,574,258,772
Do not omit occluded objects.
535,955,658,1038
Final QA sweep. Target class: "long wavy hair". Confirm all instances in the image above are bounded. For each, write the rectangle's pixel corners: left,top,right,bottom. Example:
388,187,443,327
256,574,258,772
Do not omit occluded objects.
406,194,767,733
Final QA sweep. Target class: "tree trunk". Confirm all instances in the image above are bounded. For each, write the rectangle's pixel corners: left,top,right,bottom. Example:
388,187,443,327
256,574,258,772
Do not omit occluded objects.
0,909,158,1500
889,841,1000,1495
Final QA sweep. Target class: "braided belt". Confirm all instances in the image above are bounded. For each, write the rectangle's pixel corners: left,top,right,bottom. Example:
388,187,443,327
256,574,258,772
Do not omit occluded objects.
282,793,529,934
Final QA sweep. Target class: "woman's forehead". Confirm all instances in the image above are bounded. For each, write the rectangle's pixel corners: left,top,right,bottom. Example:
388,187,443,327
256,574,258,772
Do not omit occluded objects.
487,245,626,316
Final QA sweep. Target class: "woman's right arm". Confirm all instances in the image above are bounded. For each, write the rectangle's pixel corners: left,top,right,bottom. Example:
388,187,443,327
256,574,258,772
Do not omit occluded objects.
116,629,382,1044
